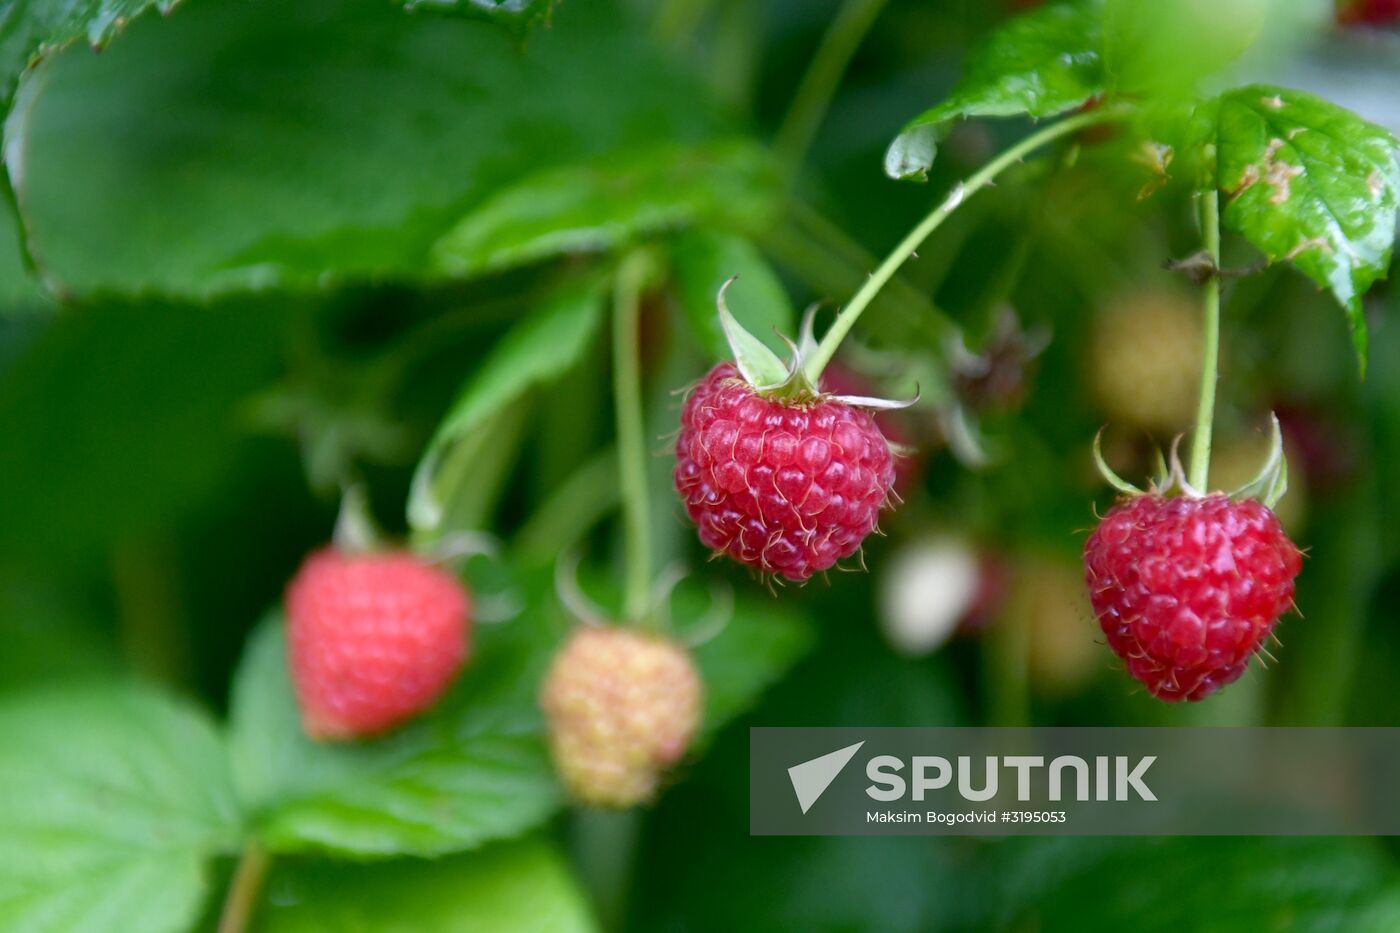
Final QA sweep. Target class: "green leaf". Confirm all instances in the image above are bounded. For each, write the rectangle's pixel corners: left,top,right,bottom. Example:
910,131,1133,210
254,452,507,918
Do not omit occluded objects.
1103,0,1267,97
7,0,728,298
410,276,606,532
228,601,563,858
0,0,180,108
0,208,47,312
1214,85,1400,372
885,0,1105,181
253,837,597,932
431,141,779,279
394,0,560,35
984,837,1400,932
429,280,605,450
671,229,795,362
0,682,241,933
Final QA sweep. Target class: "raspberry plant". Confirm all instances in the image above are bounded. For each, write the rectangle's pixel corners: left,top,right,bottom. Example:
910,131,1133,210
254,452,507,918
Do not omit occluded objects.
1,0,1399,930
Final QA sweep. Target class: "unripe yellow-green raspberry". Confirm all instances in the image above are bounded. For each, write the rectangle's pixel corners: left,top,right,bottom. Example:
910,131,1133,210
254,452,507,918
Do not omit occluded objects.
1089,290,1202,434
540,626,702,808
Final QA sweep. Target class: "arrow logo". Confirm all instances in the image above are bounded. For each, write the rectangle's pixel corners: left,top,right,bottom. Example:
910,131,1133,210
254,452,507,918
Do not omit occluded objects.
787,741,865,814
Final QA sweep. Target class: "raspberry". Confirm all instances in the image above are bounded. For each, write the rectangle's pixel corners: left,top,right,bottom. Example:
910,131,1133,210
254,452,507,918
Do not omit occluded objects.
1089,290,1202,434
540,626,702,808
673,362,897,581
1084,494,1302,702
286,548,470,740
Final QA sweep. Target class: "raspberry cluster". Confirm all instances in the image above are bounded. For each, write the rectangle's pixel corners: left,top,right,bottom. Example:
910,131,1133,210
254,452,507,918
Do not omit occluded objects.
540,626,702,808
1084,494,1301,702
674,362,896,581
286,549,470,740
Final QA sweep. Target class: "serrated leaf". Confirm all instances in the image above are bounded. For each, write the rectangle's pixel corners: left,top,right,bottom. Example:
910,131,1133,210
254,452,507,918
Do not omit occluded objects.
885,0,1105,181
228,601,563,859
0,682,241,933
253,837,596,932
432,141,779,279
6,0,728,298
395,0,560,35
1214,85,1400,373
672,229,795,363
0,0,180,108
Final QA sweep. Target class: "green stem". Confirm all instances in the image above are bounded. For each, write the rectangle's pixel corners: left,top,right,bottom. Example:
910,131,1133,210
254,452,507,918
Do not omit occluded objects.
1188,189,1222,491
613,253,654,624
802,108,1120,384
785,200,956,340
774,0,890,174
216,845,271,933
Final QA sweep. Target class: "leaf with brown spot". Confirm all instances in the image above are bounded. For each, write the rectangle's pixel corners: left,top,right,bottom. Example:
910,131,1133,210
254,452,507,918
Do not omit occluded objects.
1212,85,1400,375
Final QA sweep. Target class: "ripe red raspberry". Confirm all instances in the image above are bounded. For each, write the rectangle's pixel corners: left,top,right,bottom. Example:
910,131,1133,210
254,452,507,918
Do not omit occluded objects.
1084,494,1301,702
674,362,897,581
286,548,470,740
540,626,702,808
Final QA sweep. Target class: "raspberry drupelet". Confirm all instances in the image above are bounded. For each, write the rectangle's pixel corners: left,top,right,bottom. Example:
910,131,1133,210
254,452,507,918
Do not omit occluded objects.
1084,493,1301,702
674,362,897,582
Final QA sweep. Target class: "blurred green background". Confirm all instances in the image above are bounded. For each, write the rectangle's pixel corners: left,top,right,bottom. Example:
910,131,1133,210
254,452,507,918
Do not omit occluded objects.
3,0,1400,929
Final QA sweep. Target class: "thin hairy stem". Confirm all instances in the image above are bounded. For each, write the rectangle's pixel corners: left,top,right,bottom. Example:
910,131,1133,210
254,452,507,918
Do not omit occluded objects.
803,107,1123,384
